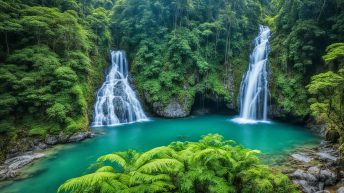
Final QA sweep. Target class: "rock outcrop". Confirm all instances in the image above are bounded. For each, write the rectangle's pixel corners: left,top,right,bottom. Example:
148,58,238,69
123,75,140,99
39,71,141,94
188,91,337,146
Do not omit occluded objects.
283,140,343,193
0,152,44,181
1,131,95,182
152,98,191,118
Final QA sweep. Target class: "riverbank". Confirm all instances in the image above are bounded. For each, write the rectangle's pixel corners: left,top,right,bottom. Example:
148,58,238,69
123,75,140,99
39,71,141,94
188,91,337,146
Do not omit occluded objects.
0,115,326,193
0,131,95,181
275,140,344,193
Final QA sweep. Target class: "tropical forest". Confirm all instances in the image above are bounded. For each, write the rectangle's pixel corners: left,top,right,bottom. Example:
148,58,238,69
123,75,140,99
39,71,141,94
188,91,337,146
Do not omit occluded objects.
0,0,343,192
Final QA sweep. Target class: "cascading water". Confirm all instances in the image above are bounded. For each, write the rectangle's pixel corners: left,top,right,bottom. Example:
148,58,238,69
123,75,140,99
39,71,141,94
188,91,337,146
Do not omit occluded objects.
234,26,271,124
92,51,148,127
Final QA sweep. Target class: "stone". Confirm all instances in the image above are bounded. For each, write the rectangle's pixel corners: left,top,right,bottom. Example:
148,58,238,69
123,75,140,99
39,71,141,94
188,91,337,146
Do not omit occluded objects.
315,191,330,193
45,135,58,145
58,132,69,143
290,169,307,179
307,123,327,137
318,182,325,190
308,166,320,179
0,167,8,181
316,152,338,162
34,143,48,151
293,180,318,193
337,187,344,193
68,132,91,142
0,153,45,181
291,153,313,163
290,169,318,186
153,98,190,118
319,169,337,185
6,153,44,170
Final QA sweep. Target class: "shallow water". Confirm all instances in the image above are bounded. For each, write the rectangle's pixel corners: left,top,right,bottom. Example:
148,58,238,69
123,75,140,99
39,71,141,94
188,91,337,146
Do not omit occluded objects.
0,115,320,193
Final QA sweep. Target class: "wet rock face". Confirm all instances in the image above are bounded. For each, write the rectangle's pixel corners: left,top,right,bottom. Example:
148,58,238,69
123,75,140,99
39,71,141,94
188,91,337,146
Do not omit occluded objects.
1,131,95,182
337,187,344,193
320,169,337,185
68,132,92,142
45,131,93,144
292,153,313,163
152,98,190,118
0,153,44,181
45,135,59,145
287,140,342,193
290,168,337,192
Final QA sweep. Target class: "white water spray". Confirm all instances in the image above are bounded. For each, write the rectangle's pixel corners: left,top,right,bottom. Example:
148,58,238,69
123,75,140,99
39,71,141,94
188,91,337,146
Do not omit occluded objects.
234,26,271,124
92,51,148,127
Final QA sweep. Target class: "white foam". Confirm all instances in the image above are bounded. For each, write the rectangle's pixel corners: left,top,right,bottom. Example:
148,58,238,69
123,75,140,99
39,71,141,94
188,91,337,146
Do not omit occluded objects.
231,117,271,124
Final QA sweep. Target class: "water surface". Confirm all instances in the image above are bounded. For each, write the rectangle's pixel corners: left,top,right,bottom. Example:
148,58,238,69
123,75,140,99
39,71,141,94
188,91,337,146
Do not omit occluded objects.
0,115,320,193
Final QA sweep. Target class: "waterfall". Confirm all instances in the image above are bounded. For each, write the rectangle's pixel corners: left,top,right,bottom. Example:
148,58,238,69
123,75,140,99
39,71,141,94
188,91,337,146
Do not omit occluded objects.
234,26,271,124
92,51,148,127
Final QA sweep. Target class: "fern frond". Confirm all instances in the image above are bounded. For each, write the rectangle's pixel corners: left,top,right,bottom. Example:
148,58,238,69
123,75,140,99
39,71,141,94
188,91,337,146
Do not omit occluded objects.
130,171,171,184
96,166,116,173
97,153,127,168
134,146,176,168
138,158,183,174
58,172,117,193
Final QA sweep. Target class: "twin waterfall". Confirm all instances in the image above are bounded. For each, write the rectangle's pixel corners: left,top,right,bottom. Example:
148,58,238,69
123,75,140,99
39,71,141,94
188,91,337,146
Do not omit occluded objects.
235,26,271,123
92,51,147,127
93,26,271,126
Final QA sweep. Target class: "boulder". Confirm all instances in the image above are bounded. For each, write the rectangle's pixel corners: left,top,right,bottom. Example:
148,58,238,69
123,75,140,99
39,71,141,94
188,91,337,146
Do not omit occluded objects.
337,187,344,193
45,135,58,145
319,169,337,185
307,166,320,179
58,132,69,143
34,143,48,151
290,169,308,179
290,169,318,185
153,98,190,118
5,153,44,170
0,166,8,181
68,132,91,142
291,153,313,163
316,152,338,162
293,180,318,193
0,153,45,181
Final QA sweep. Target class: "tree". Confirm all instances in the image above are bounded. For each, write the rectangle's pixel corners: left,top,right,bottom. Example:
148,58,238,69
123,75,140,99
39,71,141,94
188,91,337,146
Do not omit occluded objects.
308,43,344,156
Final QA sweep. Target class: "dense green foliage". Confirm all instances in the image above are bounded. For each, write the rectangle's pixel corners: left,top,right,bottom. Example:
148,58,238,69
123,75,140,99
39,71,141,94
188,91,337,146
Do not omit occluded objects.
0,0,343,171
0,0,113,160
58,134,298,193
307,43,344,155
264,0,344,155
110,0,265,108
267,0,344,119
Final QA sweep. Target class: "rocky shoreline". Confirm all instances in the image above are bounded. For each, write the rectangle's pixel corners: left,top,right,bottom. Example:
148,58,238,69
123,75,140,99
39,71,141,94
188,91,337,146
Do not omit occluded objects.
0,131,94,181
277,141,344,193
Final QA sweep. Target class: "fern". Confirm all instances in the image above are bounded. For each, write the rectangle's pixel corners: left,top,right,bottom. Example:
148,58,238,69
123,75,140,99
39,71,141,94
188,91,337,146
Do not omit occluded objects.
58,172,117,193
138,158,183,174
97,153,127,168
58,134,298,193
